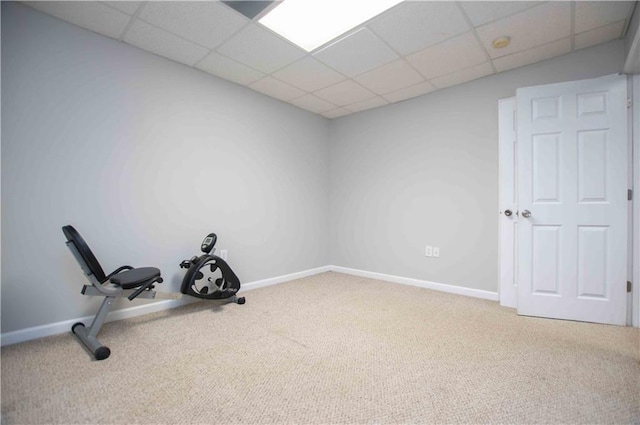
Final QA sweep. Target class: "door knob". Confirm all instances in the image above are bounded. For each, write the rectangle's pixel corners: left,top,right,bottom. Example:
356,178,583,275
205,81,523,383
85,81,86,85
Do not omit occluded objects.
504,209,513,217
521,210,532,218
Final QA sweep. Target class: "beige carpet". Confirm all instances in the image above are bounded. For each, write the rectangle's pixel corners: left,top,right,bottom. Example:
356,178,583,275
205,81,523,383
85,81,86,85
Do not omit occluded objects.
2,272,639,424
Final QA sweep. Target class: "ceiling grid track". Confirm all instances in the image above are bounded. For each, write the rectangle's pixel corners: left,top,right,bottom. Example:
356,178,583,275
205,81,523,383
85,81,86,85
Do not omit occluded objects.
570,2,576,51
456,2,498,74
117,1,147,42
192,20,255,70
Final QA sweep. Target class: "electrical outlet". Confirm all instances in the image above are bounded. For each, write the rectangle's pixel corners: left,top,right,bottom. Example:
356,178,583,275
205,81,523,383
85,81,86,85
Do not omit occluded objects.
425,246,433,257
219,249,228,261
433,247,440,258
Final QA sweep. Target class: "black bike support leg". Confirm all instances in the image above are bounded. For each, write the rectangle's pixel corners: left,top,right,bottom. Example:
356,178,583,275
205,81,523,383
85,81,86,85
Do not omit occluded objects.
72,296,115,360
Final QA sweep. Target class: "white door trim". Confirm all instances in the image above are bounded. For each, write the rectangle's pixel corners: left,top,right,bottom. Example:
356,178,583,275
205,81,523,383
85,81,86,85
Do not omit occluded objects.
633,74,640,327
498,97,518,308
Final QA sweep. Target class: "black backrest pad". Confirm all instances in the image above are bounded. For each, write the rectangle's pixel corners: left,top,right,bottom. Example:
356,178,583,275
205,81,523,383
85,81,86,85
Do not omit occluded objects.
62,225,107,282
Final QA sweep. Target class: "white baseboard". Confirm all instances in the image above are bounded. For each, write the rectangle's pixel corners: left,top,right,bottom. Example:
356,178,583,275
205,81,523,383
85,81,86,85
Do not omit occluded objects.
1,265,496,347
0,298,193,347
329,265,499,301
1,265,330,347
240,266,331,292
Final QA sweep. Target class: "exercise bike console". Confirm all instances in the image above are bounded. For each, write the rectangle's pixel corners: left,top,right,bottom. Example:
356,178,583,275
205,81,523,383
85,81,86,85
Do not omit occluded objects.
201,233,217,254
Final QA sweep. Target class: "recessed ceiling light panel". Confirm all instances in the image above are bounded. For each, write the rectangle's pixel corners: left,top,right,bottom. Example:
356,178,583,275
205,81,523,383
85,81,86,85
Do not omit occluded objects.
259,0,403,52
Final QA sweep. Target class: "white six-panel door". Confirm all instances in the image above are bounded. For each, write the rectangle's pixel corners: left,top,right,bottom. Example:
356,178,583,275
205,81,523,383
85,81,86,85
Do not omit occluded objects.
516,74,628,325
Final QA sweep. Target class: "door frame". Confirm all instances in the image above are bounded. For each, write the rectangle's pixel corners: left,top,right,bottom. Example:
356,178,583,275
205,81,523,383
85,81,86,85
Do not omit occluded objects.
498,97,518,309
633,74,639,327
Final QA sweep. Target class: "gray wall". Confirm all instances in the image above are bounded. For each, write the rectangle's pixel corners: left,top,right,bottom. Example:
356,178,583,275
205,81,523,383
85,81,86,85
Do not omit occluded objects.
1,3,330,333
1,1,630,335
329,40,626,293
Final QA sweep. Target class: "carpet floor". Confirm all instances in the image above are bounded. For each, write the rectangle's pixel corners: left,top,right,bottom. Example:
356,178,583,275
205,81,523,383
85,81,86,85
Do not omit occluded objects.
2,272,639,424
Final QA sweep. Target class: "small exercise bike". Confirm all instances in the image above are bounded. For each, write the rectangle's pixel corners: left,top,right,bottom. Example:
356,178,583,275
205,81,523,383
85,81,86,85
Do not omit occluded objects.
179,233,245,304
62,225,245,360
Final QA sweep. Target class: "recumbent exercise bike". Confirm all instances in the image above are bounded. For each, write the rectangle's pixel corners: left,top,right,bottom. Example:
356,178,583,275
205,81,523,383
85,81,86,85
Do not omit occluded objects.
62,225,245,360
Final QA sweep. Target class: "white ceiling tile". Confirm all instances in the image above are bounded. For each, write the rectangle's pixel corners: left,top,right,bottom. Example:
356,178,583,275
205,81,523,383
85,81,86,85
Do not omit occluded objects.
101,1,141,15
382,81,437,103
272,57,346,92
430,62,494,89
476,2,571,59
344,96,389,113
314,80,377,106
322,107,352,119
407,32,487,79
493,38,572,73
575,20,626,51
368,1,469,55
138,1,247,49
313,28,398,77
124,19,209,66
23,1,131,39
249,76,305,102
291,94,337,114
29,0,629,119
196,52,264,86
354,59,424,95
217,24,305,74
575,1,634,33
459,1,542,27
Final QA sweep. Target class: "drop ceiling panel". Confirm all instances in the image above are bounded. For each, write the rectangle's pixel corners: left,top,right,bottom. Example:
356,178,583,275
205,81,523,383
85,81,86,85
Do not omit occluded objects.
575,1,635,33
493,38,572,73
272,57,346,92
354,59,424,95
124,19,210,66
476,2,572,59
368,1,470,55
196,51,264,86
322,107,352,119
574,20,626,50
430,62,494,89
291,94,337,114
20,0,637,120
313,28,398,77
459,1,542,27
344,96,389,113
383,81,437,103
314,80,377,106
249,76,305,101
407,32,488,79
217,24,305,74
138,1,248,49
24,1,130,39
101,1,141,16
